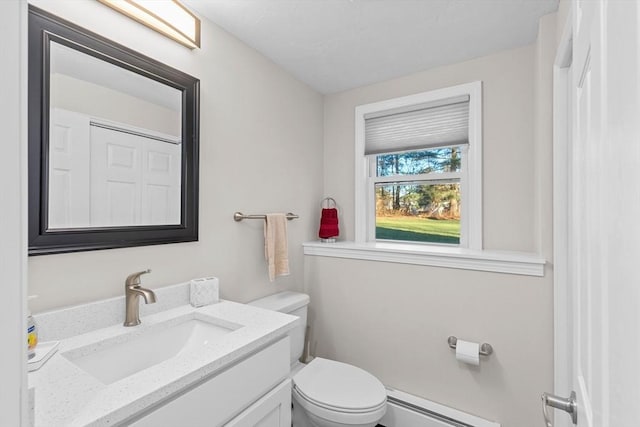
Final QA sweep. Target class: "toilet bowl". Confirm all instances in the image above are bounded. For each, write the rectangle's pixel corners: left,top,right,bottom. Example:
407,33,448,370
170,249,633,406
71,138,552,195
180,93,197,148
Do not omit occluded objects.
292,357,387,427
248,292,387,427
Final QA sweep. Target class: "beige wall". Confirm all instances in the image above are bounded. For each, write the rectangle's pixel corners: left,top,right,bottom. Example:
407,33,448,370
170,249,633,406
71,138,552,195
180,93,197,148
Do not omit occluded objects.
304,258,552,426
308,15,557,427
28,0,324,313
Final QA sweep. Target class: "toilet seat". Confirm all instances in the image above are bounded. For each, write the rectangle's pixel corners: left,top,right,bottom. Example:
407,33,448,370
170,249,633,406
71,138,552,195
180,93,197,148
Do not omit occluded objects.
292,358,387,425
293,386,387,426
295,387,387,413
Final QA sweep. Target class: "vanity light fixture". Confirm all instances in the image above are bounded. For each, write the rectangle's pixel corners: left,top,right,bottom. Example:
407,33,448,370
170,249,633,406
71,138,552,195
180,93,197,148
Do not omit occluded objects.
98,0,201,49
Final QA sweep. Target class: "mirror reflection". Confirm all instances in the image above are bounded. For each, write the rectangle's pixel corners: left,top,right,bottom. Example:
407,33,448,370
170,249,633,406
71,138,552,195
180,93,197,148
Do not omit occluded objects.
48,41,183,228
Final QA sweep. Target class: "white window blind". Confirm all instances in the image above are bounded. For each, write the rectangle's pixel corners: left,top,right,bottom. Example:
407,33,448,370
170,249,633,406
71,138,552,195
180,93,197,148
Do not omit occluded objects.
364,94,470,155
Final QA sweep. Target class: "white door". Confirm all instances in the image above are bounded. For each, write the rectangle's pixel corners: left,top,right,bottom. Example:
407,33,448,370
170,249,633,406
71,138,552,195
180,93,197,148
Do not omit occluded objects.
568,0,602,424
90,125,181,227
550,1,640,426
90,125,143,227
49,108,91,228
141,138,181,225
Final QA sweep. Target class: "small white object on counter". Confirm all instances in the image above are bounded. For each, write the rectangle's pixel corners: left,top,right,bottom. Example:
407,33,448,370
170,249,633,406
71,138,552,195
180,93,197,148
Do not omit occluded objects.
190,277,219,307
27,341,59,372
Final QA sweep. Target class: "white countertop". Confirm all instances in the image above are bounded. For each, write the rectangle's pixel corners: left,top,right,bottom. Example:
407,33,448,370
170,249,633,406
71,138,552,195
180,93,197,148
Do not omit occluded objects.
28,300,299,426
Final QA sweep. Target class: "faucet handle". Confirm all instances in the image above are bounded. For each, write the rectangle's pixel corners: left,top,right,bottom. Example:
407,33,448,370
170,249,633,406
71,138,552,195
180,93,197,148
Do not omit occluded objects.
125,269,151,287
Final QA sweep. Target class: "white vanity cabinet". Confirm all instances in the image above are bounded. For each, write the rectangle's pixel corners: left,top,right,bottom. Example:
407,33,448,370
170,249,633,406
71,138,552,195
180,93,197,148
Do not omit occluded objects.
128,337,291,427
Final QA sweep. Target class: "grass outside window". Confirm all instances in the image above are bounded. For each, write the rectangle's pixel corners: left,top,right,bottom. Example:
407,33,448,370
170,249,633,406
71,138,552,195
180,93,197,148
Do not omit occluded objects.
376,216,460,244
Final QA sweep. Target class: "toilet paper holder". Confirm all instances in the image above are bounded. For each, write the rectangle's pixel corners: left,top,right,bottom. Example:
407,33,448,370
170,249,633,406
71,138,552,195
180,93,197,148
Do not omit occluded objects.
448,336,493,356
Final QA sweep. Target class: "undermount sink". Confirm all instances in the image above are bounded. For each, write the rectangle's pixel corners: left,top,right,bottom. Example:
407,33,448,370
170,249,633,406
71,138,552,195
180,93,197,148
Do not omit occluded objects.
63,315,240,384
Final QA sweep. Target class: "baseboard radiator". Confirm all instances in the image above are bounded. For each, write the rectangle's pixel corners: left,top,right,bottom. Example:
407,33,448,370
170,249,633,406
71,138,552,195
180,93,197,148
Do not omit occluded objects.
378,388,501,427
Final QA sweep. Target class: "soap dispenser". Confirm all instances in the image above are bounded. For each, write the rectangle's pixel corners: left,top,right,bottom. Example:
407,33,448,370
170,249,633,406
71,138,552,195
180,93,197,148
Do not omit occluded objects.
27,296,38,360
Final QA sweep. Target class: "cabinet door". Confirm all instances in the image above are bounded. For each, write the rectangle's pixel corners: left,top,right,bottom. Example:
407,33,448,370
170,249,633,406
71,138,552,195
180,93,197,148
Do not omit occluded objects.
225,379,291,427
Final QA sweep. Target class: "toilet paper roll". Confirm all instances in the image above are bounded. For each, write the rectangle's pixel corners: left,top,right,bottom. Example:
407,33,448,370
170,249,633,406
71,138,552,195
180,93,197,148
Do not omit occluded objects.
455,339,480,366
190,277,219,307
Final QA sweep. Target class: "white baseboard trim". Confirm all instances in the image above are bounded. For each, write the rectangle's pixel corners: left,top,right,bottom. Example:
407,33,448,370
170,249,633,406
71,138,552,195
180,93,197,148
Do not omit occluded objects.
380,388,500,427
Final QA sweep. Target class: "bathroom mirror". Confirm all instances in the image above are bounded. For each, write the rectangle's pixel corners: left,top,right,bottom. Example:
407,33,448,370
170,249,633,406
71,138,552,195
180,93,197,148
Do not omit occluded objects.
28,6,200,255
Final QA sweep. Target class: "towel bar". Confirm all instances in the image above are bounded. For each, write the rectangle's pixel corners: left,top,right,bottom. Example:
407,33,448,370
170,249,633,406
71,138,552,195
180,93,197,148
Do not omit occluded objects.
233,212,299,222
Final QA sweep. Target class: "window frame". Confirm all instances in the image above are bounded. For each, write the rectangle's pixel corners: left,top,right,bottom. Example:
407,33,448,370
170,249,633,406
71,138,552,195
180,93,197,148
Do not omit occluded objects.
355,81,483,249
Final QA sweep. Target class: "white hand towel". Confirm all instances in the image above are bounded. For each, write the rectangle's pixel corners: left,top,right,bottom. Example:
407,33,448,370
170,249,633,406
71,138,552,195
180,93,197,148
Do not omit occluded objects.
264,213,290,282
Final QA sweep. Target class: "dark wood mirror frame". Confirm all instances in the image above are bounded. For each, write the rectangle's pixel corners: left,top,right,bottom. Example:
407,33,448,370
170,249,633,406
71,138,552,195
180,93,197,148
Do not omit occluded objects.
28,6,200,255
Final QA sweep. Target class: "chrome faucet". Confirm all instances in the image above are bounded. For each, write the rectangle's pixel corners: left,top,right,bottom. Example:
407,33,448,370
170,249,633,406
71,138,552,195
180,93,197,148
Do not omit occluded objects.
124,269,156,327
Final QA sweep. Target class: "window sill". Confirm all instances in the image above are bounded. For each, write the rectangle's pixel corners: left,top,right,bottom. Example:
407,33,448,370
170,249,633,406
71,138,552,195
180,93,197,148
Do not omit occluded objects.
302,241,546,277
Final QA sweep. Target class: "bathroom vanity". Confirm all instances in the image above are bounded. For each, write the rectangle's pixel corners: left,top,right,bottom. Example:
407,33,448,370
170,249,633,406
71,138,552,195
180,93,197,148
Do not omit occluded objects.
28,288,298,426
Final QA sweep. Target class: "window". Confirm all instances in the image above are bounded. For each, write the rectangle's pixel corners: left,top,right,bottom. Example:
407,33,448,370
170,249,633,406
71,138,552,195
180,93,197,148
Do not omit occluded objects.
355,82,482,249
373,147,463,244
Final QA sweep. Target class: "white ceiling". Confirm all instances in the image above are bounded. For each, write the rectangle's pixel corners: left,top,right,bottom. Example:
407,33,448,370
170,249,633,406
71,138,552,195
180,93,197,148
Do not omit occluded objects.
184,0,559,94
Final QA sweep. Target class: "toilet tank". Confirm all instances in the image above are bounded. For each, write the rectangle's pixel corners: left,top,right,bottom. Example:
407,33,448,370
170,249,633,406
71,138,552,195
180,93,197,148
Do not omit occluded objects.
248,291,309,366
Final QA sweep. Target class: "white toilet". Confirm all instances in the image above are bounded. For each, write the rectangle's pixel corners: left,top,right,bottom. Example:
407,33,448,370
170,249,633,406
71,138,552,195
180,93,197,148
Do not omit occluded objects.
249,291,387,427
